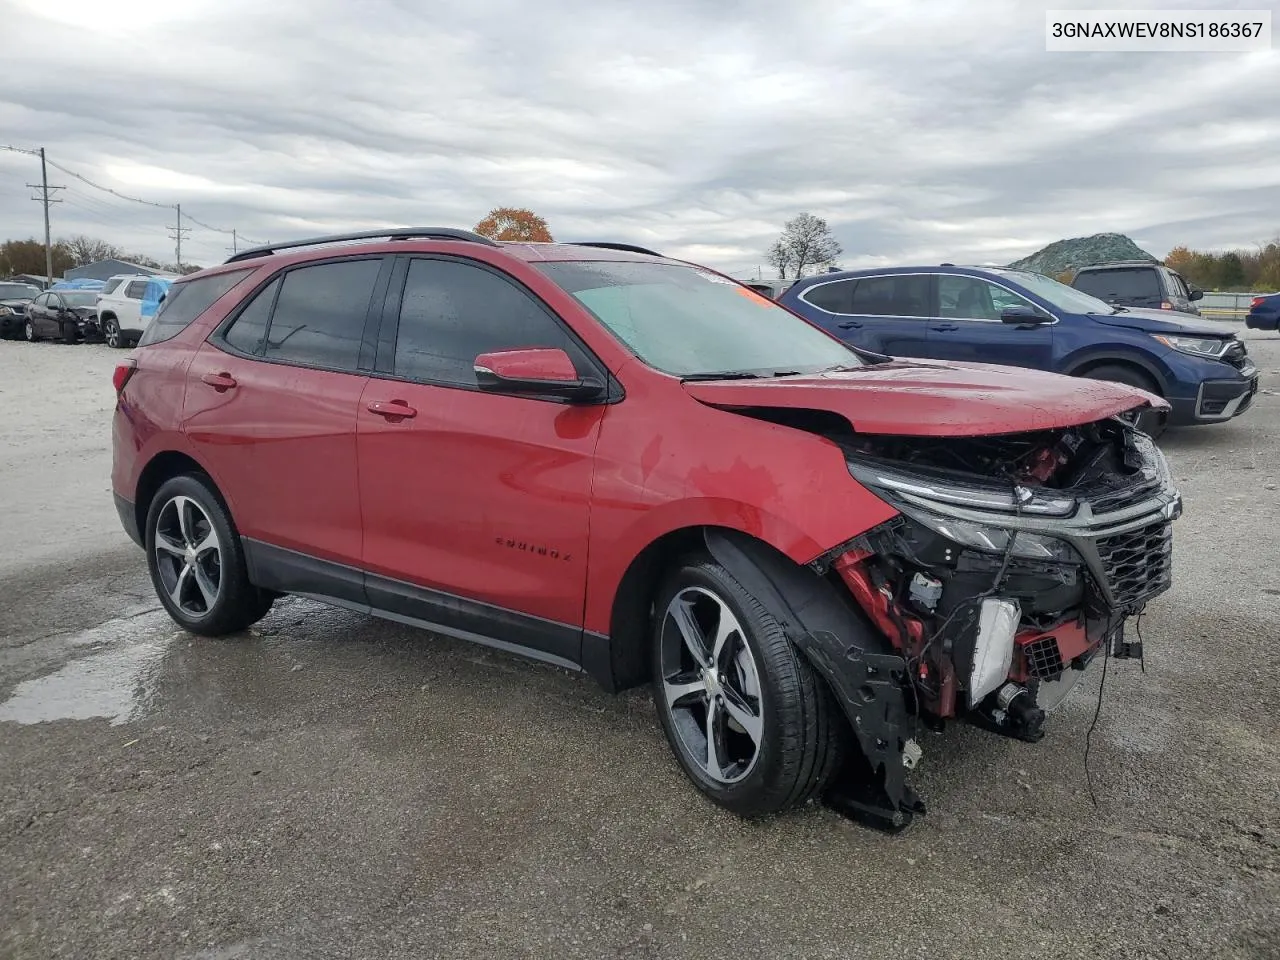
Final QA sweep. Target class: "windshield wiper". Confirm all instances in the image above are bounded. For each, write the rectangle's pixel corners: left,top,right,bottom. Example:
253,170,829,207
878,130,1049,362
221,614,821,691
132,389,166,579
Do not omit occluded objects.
680,371,763,381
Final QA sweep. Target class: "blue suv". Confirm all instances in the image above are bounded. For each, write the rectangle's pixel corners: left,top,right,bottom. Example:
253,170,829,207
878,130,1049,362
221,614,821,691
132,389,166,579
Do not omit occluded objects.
780,266,1259,436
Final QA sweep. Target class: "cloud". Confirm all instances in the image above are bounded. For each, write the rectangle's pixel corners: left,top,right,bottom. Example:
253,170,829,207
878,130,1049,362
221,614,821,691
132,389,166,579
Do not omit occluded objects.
2,0,1277,274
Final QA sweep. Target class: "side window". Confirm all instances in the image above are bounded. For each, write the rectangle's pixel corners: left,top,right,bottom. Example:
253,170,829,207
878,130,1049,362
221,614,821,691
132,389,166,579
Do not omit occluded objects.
32,294,50,309
937,276,1025,320
801,279,855,314
1163,268,1189,299
393,258,581,387
141,268,253,346
849,275,931,317
221,278,278,355
261,259,381,370
125,280,148,299
1076,269,1159,300
102,278,123,295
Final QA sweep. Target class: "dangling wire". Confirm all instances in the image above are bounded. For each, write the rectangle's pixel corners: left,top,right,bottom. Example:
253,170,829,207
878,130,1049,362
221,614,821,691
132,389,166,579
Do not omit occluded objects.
1083,630,1112,809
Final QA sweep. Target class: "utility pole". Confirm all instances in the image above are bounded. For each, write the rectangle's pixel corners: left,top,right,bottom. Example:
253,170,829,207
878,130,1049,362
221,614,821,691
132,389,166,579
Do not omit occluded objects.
227,229,238,255
27,148,64,284
166,204,190,272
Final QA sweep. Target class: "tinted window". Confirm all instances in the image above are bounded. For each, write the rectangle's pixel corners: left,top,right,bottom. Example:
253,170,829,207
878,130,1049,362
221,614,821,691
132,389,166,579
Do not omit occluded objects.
261,259,380,370
221,279,277,355
125,280,148,299
394,258,578,386
139,269,253,346
802,279,855,313
1074,268,1159,300
102,278,123,295
849,275,931,317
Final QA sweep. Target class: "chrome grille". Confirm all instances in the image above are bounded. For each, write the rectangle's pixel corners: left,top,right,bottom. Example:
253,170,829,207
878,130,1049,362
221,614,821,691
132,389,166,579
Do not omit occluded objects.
1095,520,1173,609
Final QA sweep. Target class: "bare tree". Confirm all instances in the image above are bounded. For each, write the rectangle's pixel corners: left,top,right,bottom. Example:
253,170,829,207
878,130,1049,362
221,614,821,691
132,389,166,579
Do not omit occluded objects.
765,239,796,279
62,234,123,267
767,213,842,279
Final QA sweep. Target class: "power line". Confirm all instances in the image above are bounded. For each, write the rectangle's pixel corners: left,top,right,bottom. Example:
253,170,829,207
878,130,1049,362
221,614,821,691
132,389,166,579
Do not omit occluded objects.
43,156,172,210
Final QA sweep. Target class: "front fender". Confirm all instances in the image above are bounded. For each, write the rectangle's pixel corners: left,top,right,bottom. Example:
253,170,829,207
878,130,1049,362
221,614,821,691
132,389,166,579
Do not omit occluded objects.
702,529,917,824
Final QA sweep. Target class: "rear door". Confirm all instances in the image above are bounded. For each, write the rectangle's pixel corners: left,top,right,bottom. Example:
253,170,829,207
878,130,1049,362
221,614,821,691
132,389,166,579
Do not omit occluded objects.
846,274,936,356
120,279,149,330
185,256,389,600
356,254,607,664
925,274,1055,369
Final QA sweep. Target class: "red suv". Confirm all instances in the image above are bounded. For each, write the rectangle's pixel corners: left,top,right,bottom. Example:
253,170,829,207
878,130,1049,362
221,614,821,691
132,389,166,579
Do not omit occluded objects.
112,229,1181,826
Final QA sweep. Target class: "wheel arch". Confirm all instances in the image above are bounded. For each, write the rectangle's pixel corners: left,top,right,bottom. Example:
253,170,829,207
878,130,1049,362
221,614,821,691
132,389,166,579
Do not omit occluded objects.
133,449,229,540
1062,348,1170,395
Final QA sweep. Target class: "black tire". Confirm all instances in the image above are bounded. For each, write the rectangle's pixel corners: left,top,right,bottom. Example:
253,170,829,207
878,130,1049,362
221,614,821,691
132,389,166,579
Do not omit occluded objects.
102,316,124,349
145,473,274,636
650,558,844,818
24,320,38,342
1082,363,1168,438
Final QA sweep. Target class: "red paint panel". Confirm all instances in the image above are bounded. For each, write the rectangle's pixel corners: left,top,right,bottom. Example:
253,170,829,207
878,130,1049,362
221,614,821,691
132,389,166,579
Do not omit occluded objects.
183,344,367,567
357,379,603,626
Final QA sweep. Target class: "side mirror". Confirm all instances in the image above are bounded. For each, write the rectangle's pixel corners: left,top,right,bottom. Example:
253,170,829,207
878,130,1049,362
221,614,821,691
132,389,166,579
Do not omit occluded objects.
1001,305,1048,325
1188,286,1204,301
474,348,603,401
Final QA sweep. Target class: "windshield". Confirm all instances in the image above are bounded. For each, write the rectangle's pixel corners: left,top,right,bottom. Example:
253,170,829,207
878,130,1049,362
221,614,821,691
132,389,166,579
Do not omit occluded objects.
60,292,98,307
0,283,39,300
536,261,861,377
992,269,1117,315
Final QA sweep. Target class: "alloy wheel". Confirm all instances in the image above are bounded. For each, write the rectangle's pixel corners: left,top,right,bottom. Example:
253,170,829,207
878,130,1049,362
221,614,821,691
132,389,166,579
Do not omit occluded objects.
104,319,120,348
659,586,765,784
24,321,35,342
153,495,222,619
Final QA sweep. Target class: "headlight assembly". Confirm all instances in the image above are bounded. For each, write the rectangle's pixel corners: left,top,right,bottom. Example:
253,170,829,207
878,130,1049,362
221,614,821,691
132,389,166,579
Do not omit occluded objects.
1151,334,1232,359
902,505,1080,562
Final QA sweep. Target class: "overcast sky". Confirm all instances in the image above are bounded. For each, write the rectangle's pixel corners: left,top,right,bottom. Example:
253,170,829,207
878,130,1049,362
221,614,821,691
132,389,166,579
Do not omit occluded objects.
2,0,1277,276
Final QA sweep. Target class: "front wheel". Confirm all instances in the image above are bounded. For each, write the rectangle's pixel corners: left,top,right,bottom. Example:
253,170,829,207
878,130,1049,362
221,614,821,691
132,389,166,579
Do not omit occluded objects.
145,473,274,636
651,559,844,818
1083,363,1168,438
24,320,38,342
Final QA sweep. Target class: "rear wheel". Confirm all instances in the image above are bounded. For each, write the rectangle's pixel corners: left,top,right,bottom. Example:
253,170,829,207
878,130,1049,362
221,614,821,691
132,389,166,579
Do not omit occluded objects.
145,473,274,636
102,316,124,348
651,558,844,817
1082,363,1167,438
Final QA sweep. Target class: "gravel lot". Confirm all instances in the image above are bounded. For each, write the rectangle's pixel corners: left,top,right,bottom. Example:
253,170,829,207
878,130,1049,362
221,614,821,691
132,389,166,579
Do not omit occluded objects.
2,334,1278,960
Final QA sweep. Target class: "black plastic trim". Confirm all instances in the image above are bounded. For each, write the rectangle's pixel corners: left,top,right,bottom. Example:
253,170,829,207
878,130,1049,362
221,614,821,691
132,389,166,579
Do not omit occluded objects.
241,538,584,670
114,493,142,548
568,242,664,258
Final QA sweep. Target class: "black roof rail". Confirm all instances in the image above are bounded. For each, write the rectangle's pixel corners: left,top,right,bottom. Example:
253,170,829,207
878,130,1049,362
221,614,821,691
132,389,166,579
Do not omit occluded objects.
569,241,664,258
224,227,498,264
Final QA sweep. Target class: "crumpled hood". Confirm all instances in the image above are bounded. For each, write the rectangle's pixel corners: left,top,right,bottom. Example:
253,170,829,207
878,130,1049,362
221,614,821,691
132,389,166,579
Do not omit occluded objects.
682,359,1165,437
1090,307,1228,337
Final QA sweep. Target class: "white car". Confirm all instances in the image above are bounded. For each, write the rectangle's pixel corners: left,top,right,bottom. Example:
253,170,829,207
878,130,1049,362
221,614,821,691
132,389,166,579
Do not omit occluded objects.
96,274,173,348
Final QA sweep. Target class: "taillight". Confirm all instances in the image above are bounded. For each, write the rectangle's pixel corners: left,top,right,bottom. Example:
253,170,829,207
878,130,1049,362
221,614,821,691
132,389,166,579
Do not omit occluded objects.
1251,297,1265,309
112,359,136,396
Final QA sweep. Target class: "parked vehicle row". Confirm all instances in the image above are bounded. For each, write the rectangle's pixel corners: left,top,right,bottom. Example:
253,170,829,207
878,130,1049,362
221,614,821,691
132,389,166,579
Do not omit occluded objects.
111,228,1184,827
780,265,1258,438
0,273,173,346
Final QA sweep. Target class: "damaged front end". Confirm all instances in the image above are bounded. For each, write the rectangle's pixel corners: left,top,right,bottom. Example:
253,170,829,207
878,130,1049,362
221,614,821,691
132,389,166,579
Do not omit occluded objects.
816,417,1181,824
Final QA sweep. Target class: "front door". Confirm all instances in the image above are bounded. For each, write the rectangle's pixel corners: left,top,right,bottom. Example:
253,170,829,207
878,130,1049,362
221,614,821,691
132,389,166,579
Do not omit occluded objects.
924,274,1056,369
357,255,607,666
183,257,387,602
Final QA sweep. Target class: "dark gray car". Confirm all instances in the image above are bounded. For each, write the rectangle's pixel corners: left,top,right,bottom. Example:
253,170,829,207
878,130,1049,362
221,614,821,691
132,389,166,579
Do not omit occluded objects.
1071,261,1204,316
0,282,41,339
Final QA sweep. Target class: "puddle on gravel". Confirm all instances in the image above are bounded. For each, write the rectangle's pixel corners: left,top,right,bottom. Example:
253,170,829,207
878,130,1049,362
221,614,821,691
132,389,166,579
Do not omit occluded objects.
0,612,175,726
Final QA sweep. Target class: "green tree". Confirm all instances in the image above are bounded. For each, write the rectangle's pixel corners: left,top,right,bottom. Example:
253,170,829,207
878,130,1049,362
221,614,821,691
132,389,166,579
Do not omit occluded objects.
0,238,75,278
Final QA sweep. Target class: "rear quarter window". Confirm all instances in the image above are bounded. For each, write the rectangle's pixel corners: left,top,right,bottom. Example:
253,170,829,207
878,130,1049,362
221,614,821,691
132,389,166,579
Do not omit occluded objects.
1075,268,1160,300
102,278,124,295
136,269,253,346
